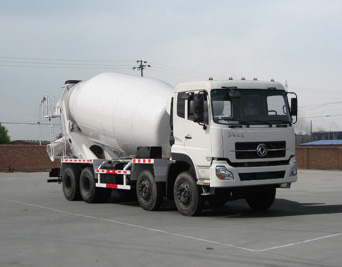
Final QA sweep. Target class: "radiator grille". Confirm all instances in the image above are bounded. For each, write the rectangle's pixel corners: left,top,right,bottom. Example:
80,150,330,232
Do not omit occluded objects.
235,141,286,159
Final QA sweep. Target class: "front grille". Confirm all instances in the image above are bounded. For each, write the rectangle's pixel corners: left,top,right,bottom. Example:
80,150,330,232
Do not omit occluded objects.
239,171,285,181
235,141,286,159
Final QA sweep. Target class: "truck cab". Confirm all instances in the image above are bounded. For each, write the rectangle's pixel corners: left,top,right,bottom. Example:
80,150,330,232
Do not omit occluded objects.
170,79,298,213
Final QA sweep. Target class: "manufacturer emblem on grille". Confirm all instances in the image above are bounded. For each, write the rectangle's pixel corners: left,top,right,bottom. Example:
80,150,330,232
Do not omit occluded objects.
256,143,268,157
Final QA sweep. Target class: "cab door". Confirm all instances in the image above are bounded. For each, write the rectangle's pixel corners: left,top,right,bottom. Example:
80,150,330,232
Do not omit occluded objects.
184,92,211,167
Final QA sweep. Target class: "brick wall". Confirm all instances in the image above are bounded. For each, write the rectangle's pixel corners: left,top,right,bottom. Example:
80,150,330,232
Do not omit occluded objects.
296,146,342,170
0,145,60,172
1,144,342,172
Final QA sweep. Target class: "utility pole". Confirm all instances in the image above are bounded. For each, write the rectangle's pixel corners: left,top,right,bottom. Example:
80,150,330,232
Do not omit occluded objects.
133,60,150,77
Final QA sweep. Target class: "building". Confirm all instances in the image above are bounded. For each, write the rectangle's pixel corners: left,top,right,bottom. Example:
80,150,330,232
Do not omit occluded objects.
312,131,342,141
296,131,342,145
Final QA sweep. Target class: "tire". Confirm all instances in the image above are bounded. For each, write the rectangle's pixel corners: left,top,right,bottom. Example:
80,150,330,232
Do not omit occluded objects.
136,170,163,211
62,167,81,201
245,189,276,211
80,167,111,203
174,171,204,216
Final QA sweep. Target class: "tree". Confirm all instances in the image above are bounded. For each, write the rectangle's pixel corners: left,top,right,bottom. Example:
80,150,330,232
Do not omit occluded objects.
0,123,11,144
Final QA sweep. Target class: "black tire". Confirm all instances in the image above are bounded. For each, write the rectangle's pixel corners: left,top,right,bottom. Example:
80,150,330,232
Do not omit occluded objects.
80,167,111,203
62,167,81,201
136,170,163,211
174,171,204,216
245,189,276,211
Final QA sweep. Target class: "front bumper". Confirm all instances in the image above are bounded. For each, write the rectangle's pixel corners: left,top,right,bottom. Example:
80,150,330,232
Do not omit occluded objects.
206,157,298,188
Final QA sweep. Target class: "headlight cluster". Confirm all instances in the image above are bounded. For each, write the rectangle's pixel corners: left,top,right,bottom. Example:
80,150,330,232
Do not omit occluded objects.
290,162,297,177
216,166,234,180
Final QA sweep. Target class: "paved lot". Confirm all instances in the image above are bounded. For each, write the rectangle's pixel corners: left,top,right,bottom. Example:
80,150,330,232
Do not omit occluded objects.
0,170,341,267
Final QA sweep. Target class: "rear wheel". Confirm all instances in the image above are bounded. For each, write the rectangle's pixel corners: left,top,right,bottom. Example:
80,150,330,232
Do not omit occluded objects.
245,189,276,211
80,167,111,203
62,167,81,201
174,171,204,216
136,170,163,211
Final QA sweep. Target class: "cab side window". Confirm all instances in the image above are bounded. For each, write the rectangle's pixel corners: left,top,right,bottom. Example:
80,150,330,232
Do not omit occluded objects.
177,92,186,118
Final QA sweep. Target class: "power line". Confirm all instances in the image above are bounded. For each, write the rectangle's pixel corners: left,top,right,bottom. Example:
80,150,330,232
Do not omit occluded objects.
0,56,135,70
149,68,204,80
0,60,132,67
0,64,133,70
300,101,342,110
0,56,224,80
1,121,60,126
290,83,342,94
0,56,132,63
0,61,132,69
298,114,342,119
152,62,226,79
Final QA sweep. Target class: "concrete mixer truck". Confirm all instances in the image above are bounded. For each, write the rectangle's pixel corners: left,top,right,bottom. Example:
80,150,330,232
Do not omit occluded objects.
44,72,298,216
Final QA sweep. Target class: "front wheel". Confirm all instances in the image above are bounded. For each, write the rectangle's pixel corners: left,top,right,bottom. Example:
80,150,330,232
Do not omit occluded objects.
245,189,276,211
174,172,204,216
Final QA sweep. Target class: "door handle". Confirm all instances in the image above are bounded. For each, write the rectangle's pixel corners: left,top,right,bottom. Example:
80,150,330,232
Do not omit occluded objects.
185,135,192,140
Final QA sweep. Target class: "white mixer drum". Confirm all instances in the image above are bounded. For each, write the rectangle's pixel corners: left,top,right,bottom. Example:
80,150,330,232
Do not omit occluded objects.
67,72,174,157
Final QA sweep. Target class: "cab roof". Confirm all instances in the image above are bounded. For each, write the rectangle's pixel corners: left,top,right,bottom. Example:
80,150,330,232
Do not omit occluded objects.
175,79,285,92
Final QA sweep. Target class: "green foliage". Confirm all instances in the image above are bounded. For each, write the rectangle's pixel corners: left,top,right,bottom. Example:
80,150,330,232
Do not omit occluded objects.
0,123,11,144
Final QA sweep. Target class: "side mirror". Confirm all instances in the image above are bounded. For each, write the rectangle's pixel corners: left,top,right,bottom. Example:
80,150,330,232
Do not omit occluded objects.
193,94,205,123
290,98,298,116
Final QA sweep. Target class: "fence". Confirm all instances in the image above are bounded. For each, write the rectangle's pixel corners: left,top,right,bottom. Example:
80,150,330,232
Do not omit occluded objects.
0,145,59,172
1,144,342,172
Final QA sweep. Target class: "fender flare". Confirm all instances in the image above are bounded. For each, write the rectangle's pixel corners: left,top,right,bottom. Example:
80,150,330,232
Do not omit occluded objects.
171,153,197,178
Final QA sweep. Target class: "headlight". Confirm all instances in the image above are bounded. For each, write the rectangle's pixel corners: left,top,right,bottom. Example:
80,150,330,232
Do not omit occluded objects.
216,166,234,180
290,162,297,177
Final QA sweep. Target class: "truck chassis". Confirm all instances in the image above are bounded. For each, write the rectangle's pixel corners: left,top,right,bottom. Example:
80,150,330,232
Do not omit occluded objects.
50,154,279,216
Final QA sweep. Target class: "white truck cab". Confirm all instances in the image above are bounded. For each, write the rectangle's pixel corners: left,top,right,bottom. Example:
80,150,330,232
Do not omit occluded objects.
170,79,297,213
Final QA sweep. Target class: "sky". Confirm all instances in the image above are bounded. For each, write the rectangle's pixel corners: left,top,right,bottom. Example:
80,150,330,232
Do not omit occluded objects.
0,0,342,141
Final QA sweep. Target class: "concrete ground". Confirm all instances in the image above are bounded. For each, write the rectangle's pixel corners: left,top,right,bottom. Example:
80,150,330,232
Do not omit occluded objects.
0,170,341,267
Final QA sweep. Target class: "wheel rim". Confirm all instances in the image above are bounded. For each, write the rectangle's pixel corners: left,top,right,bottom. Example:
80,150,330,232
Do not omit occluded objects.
176,182,191,206
138,179,151,201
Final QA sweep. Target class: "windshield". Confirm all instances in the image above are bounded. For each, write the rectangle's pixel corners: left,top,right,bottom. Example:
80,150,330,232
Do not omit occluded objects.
211,88,291,125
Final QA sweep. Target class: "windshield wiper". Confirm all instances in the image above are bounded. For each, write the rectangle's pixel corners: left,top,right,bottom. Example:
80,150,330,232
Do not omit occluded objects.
267,120,291,124
244,120,290,125
216,118,249,126
243,120,272,125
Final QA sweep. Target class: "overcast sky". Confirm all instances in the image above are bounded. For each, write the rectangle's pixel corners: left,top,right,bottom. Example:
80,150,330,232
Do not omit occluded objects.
1,0,342,140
